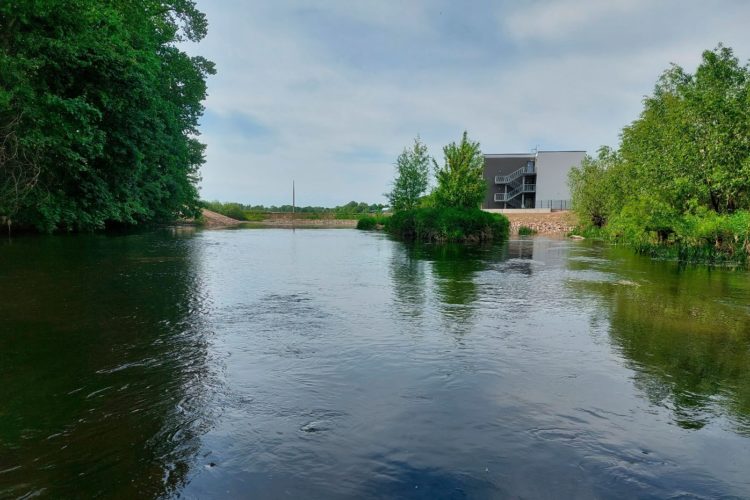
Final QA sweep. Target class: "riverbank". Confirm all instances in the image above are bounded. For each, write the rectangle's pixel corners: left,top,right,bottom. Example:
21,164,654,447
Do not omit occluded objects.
501,211,577,235
200,209,576,233
200,209,244,227
199,209,357,228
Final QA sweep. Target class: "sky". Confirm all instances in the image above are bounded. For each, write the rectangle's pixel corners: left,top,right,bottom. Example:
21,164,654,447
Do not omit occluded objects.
189,0,750,206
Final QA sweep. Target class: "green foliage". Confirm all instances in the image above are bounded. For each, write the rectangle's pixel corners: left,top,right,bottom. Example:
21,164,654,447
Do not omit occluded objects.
356,214,388,229
385,207,509,243
334,200,387,215
242,211,267,222
0,1,214,232
382,132,498,244
432,131,487,209
387,136,431,211
568,147,624,227
356,216,377,230
517,225,537,236
201,200,386,221
202,201,247,220
570,45,750,263
620,45,750,215
418,192,437,208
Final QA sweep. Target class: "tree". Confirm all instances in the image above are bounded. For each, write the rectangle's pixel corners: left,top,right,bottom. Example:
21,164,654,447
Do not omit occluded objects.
432,131,486,209
0,112,40,232
387,136,431,211
0,1,215,231
568,146,623,227
620,45,750,215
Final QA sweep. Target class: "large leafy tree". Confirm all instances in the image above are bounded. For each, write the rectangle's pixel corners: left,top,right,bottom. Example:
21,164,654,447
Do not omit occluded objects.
432,131,486,209
0,0,215,231
620,45,750,215
387,136,431,211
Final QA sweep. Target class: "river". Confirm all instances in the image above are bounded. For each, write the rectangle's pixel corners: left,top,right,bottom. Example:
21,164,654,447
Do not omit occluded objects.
1,228,749,498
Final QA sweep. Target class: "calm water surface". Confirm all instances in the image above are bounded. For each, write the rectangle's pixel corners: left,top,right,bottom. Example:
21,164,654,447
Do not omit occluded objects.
1,228,749,498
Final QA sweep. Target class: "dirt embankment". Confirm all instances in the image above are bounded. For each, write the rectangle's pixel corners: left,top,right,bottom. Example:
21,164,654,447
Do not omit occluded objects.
503,211,578,234
199,209,357,228
200,209,244,228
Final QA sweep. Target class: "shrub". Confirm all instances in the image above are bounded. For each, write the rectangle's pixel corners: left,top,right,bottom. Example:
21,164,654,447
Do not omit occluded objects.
356,216,377,230
518,225,537,236
385,207,509,243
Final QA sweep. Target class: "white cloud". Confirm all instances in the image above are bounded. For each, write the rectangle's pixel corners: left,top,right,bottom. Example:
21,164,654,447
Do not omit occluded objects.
191,0,750,205
502,0,650,42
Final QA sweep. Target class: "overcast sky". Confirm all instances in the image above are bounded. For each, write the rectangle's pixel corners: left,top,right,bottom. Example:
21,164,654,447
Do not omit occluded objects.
191,0,750,206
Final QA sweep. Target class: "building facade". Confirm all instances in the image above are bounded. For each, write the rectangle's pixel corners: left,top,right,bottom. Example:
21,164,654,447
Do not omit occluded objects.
482,150,585,209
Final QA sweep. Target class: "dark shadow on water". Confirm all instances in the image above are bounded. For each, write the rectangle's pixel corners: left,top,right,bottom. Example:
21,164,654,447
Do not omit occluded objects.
0,229,218,498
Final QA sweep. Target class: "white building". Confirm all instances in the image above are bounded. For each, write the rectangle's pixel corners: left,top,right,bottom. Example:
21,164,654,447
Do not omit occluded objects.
482,150,585,210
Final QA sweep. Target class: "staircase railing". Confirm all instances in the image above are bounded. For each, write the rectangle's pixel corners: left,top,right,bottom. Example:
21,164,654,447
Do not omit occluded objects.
494,184,536,203
495,163,535,185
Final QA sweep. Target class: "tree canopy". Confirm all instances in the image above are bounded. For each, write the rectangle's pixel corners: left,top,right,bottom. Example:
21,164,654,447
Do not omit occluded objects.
0,0,215,231
432,131,487,209
386,136,431,211
569,45,750,261
619,45,750,215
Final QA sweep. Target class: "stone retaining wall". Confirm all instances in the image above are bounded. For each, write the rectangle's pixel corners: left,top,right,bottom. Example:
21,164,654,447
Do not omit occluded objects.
502,211,577,234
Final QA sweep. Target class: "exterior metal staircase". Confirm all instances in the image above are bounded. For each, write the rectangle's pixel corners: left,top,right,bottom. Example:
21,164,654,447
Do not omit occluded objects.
494,163,535,185
494,162,536,205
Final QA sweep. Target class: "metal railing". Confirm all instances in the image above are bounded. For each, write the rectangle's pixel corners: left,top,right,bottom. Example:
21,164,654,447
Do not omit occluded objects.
494,184,536,203
495,163,535,185
537,199,571,210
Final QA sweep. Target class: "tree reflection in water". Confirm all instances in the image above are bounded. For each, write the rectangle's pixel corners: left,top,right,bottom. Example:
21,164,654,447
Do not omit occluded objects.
390,242,512,334
0,230,219,498
567,246,750,435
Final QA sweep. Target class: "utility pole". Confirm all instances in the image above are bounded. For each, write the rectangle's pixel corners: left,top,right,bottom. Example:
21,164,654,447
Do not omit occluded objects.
292,180,296,230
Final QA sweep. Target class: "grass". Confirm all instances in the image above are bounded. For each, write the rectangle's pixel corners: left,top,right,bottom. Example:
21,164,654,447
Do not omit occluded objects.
241,211,267,221
517,225,537,236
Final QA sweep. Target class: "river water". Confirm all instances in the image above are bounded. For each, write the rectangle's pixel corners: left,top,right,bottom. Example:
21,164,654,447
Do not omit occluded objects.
1,228,749,498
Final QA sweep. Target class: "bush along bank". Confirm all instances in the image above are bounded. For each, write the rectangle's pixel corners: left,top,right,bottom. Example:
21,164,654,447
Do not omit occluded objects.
384,207,509,243
617,210,750,265
356,215,389,230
